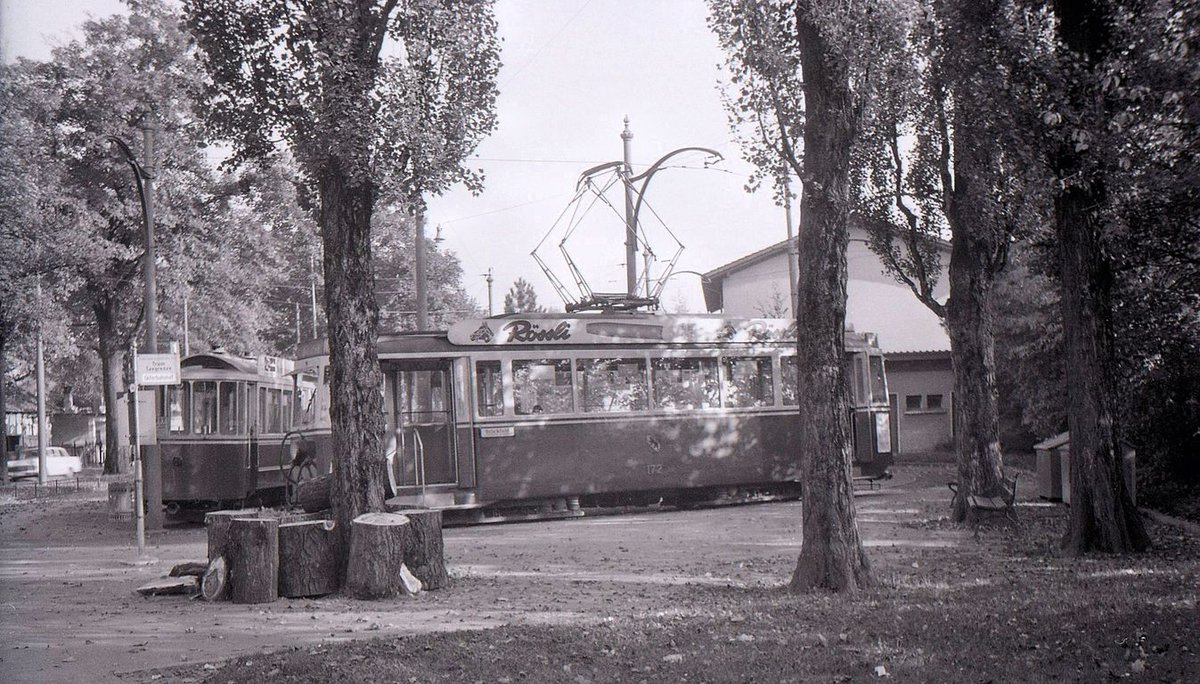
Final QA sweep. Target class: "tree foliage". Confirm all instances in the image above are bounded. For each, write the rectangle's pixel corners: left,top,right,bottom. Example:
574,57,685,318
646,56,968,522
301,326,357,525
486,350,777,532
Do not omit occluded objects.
502,278,546,315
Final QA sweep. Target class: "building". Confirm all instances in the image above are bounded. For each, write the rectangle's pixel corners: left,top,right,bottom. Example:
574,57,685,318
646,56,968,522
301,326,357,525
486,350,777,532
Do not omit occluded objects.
701,224,955,455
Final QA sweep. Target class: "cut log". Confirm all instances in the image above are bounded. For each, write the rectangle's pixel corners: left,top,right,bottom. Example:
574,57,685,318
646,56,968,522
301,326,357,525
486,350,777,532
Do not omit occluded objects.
278,519,340,598
228,517,279,604
137,576,199,597
169,561,209,578
201,556,228,602
205,508,260,562
346,512,412,600
385,507,449,590
295,474,332,513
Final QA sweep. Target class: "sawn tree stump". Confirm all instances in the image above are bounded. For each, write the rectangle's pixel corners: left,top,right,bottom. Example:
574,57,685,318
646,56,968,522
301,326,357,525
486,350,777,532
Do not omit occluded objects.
278,519,340,598
346,512,416,599
385,507,449,590
205,508,260,562
228,517,279,604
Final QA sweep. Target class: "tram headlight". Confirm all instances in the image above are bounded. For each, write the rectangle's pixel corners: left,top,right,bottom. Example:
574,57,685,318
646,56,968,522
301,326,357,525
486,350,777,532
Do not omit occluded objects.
874,412,892,454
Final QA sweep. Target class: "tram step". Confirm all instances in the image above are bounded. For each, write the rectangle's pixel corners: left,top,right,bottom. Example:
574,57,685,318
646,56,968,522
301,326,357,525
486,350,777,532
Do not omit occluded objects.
385,488,479,511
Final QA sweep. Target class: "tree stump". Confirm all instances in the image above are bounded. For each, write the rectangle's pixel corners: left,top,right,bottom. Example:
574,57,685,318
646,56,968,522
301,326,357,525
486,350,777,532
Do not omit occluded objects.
205,508,259,562
346,512,413,600
295,474,332,513
278,519,340,598
385,507,449,590
228,517,279,604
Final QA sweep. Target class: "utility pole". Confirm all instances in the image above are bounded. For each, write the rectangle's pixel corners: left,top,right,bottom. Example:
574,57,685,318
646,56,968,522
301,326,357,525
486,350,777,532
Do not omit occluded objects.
621,117,637,297
309,252,319,339
783,176,799,317
140,119,163,531
484,268,494,316
35,280,47,486
415,210,429,330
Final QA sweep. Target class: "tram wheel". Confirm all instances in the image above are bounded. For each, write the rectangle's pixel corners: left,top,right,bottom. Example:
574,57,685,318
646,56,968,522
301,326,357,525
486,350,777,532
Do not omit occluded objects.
286,461,318,506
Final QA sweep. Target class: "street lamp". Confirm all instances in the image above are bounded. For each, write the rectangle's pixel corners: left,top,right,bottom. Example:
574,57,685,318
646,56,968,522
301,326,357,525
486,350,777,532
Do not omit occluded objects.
101,125,163,532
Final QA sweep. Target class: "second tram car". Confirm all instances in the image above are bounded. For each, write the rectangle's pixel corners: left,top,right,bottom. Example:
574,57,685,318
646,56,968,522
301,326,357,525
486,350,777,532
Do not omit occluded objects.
157,351,325,516
291,313,894,516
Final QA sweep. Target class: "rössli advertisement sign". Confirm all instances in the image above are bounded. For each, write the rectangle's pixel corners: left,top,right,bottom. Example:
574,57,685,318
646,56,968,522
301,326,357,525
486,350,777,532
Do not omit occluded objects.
446,317,798,346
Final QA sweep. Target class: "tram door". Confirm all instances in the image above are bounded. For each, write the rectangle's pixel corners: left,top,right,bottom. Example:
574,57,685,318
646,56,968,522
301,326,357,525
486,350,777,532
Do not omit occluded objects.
389,363,457,488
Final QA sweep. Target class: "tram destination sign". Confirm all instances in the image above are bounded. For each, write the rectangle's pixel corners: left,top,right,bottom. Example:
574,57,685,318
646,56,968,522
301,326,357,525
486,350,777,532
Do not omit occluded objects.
447,316,799,346
135,353,181,386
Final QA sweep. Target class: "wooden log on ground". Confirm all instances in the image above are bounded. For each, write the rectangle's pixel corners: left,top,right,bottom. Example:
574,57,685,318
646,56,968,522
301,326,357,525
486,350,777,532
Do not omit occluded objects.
169,561,210,578
205,508,260,562
346,512,414,599
385,507,449,590
295,474,332,513
228,517,279,604
202,556,228,601
278,519,340,598
136,576,199,597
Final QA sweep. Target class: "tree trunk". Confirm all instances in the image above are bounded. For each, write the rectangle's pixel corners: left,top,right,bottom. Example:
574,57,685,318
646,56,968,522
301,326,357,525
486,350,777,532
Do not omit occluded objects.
1052,0,1148,554
316,149,387,587
789,11,873,593
385,507,449,590
0,336,9,482
345,512,413,600
278,519,340,598
96,307,129,476
228,517,279,604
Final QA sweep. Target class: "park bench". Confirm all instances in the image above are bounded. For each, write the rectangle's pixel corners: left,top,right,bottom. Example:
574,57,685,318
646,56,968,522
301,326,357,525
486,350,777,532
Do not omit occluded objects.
948,472,1020,529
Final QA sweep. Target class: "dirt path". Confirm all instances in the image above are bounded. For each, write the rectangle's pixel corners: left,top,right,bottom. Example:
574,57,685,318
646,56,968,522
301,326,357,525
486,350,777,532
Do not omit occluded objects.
0,466,964,683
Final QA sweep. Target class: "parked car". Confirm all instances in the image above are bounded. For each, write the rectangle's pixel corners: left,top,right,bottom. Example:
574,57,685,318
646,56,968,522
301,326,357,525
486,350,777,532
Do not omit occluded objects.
7,447,83,480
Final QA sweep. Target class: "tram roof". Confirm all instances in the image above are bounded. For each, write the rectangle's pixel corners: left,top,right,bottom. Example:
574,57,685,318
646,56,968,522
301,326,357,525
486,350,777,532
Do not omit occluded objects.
295,313,882,358
181,351,293,377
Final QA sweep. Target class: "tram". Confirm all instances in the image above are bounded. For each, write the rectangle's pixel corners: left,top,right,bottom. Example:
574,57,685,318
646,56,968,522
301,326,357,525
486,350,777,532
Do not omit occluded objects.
292,313,894,515
157,350,325,516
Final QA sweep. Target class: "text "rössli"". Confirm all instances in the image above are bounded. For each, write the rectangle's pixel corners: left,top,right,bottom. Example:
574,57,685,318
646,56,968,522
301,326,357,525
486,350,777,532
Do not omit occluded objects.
502,320,572,343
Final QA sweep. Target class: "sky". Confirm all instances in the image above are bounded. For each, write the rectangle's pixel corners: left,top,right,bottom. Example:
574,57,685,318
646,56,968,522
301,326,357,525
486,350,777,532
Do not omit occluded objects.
1,0,795,315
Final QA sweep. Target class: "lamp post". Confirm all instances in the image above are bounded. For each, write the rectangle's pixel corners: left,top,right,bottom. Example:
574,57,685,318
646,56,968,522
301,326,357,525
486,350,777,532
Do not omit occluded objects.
102,123,163,530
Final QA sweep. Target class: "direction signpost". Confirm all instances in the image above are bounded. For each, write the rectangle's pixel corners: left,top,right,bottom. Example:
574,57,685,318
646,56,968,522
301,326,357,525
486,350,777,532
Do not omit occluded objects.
130,347,180,556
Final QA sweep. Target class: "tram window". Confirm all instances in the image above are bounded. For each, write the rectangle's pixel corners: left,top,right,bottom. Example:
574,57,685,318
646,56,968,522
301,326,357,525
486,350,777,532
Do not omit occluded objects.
850,354,868,405
780,356,799,406
164,384,190,434
281,390,293,431
219,382,244,434
193,381,218,434
259,388,288,433
722,356,774,408
651,357,718,410
513,359,573,415
869,355,887,403
475,361,504,417
577,357,649,413
294,373,318,426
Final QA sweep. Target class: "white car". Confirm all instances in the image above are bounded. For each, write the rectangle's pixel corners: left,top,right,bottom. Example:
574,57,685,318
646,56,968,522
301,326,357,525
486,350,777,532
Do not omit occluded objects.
7,447,83,480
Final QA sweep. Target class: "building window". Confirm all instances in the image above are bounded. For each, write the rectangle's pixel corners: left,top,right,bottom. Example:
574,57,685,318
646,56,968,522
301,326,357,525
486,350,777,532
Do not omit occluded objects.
905,393,947,414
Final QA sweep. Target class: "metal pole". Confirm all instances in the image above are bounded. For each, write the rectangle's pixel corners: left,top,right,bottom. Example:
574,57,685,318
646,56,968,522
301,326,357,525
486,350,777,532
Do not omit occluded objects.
415,210,429,330
295,302,301,349
621,117,637,296
140,120,163,531
310,253,319,339
783,175,799,317
485,268,494,316
131,342,145,556
182,296,190,356
35,281,48,486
